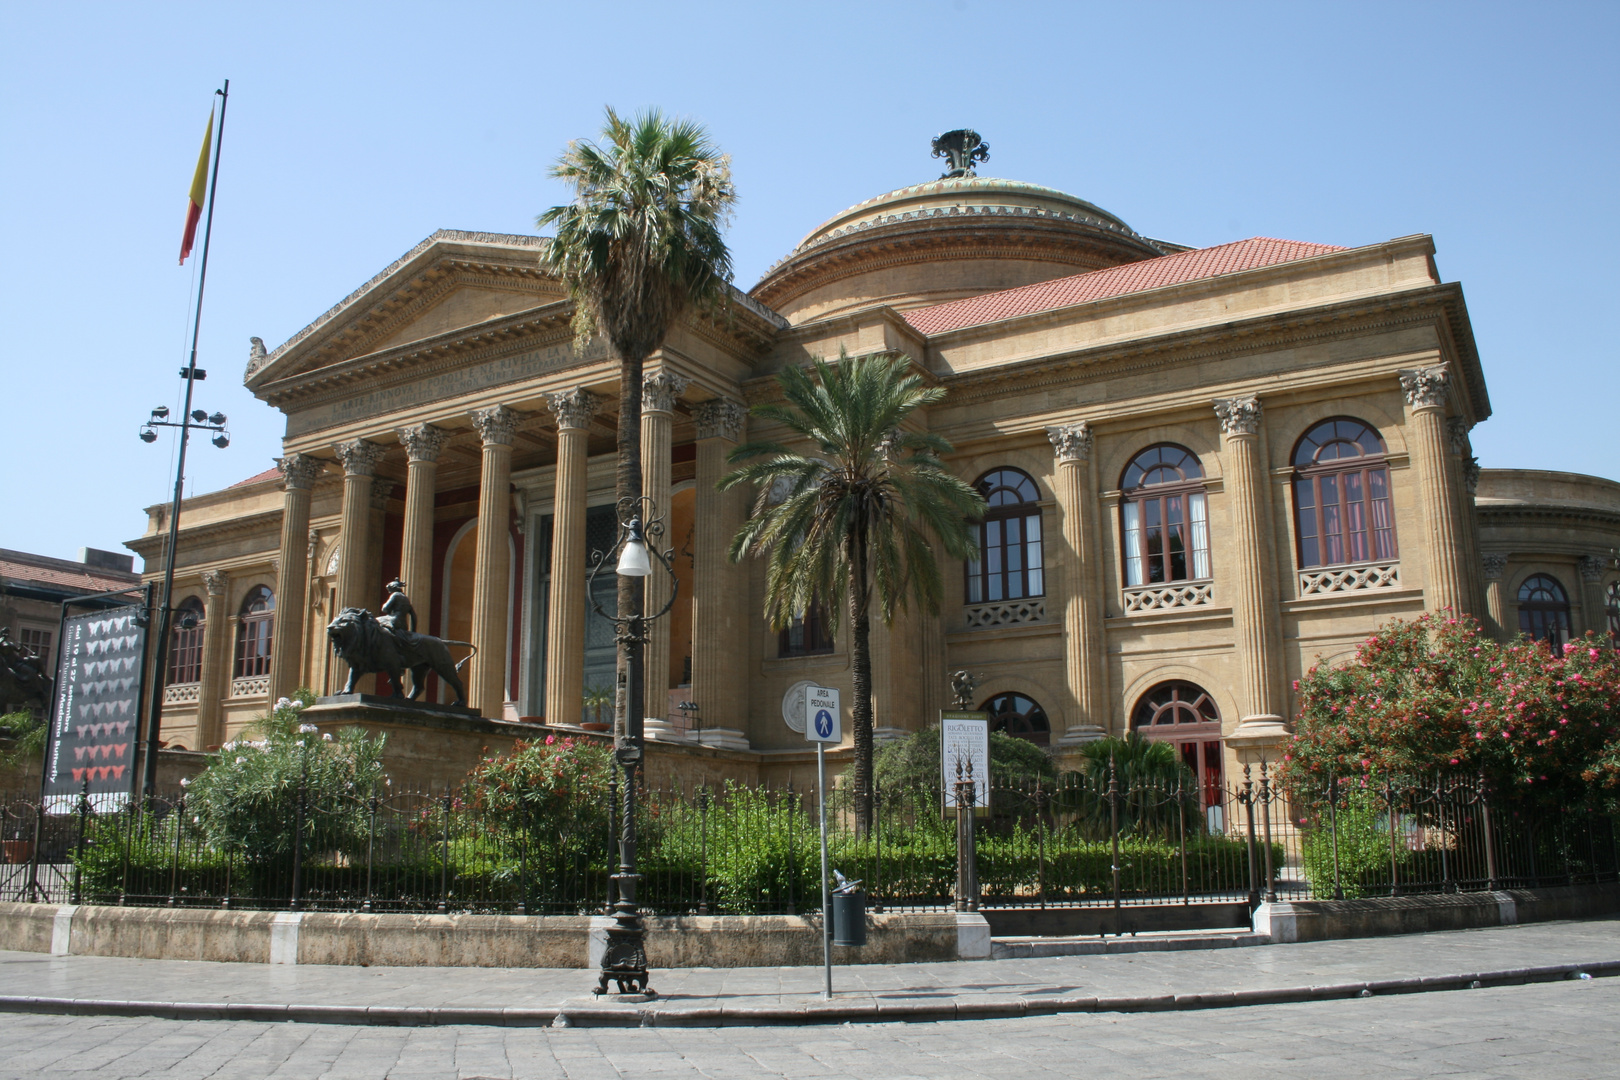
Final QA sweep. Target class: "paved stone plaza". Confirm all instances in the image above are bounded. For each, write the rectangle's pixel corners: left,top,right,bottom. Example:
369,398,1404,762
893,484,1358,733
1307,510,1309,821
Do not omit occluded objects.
0,920,1616,1077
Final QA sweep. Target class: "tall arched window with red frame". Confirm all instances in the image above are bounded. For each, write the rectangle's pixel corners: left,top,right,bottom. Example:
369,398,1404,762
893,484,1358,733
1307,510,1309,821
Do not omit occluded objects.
166,596,205,685
966,468,1044,604
234,585,275,678
1292,418,1397,568
1120,444,1210,586
1131,680,1225,830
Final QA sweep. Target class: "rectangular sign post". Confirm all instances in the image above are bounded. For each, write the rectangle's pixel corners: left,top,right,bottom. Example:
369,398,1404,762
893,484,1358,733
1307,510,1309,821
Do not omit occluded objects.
43,607,147,814
940,712,990,814
804,683,841,999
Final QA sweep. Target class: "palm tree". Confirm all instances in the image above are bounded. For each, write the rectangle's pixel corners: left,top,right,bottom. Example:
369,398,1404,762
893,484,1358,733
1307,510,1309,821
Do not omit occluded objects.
538,107,736,714
721,351,985,834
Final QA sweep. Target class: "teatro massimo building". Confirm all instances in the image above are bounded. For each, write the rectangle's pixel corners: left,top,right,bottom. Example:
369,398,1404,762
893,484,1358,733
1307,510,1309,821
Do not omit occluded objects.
128,139,1620,801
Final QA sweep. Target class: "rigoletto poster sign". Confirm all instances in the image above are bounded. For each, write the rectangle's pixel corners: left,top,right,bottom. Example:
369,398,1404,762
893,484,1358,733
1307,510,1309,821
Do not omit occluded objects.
44,607,146,813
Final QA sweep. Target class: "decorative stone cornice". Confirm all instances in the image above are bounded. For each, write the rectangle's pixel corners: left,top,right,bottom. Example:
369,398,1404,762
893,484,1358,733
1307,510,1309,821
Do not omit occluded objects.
369,480,396,511
1579,555,1607,583
275,453,324,491
1463,456,1481,495
1481,553,1507,580
642,372,690,414
202,569,229,596
1446,417,1472,456
396,423,450,463
333,439,386,477
545,388,599,432
1399,364,1451,411
469,404,520,446
1213,396,1262,437
694,398,746,442
1046,422,1093,463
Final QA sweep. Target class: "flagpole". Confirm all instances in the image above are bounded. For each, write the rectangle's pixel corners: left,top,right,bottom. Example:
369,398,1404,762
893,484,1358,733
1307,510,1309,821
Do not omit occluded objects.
143,79,229,799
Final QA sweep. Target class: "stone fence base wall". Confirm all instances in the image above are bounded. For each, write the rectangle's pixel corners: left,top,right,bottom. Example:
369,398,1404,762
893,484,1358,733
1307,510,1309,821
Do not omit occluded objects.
1256,884,1620,943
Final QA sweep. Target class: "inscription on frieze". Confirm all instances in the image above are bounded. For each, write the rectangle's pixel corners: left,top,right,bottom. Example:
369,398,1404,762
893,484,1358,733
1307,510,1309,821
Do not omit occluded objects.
286,337,608,437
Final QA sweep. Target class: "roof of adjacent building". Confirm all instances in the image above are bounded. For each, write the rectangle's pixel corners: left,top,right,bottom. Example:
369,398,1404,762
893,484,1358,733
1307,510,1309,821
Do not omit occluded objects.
902,237,1347,336
230,467,282,488
0,549,141,597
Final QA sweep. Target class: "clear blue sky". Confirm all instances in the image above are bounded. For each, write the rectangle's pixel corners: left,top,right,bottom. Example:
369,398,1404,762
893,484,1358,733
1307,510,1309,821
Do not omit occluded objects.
3,1,1616,563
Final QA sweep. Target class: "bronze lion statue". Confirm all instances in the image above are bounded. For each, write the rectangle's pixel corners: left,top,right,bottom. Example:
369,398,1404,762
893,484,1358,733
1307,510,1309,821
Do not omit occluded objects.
325,607,472,708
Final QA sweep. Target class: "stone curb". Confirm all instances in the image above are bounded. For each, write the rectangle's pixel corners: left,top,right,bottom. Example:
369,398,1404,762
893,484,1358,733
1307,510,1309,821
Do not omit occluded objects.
0,960,1614,1029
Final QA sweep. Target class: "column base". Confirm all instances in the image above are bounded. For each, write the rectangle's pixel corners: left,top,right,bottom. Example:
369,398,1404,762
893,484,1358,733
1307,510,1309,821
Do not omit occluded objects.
695,727,750,751
1052,724,1107,746
1223,715,1290,762
642,718,686,742
873,726,909,744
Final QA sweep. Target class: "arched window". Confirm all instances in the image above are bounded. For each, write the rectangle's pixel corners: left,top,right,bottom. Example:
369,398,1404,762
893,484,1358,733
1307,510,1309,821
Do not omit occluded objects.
981,692,1050,747
1131,680,1224,826
1292,418,1397,569
966,468,1044,604
234,585,275,678
1607,581,1619,639
166,596,205,685
1517,574,1571,647
1121,445,1209,586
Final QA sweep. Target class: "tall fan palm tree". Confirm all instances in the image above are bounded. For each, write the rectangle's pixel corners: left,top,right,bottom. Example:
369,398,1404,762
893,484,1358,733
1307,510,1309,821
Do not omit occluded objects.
538,107,736,715
721,351,986,834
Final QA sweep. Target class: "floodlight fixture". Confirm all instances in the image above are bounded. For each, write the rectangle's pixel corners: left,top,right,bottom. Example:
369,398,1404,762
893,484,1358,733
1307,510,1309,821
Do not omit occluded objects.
139,428,158,443
152,406,169,420
191,409,208,423
212,433,230,449
208,412,226,426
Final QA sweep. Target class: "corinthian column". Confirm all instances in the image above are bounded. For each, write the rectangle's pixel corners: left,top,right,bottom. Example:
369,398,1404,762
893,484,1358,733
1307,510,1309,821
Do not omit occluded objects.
268,454,323,702
691,399,750,747
195,570,230,749
1482,553,1509,641
1213,396,1288,748
1047,423,1107,742
1447,418,1488,620
1578,556,1609,638
1400,366,1471,617
640,371,687,727
468,405,519,717
333,440,385,614
545,389,598,726
396,424,449,635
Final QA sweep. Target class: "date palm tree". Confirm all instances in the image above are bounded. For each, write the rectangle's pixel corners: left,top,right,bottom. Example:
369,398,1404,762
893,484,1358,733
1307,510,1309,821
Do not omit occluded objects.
721,351,985,834
538,107,736,703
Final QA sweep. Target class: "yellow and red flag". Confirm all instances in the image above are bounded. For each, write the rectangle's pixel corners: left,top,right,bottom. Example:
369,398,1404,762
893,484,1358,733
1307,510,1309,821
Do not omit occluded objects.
179,110,214,265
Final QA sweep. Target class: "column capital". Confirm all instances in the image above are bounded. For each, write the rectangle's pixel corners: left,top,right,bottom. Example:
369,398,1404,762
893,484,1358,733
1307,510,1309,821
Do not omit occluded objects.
334,439,386,477
545,388,600,431
1445,416,1472,456
694,398,746,442
1463,456,1481,495
275,453,324,490
369,479,396,511
642,372,690,414
1046,422,1093,463
397,423,450,463
201,569,229,596
1399,364,1451,411
1213,395,1262,437
1481,553,1508,580
1579,554,1607,583
307,529,320,559
470,404,520,446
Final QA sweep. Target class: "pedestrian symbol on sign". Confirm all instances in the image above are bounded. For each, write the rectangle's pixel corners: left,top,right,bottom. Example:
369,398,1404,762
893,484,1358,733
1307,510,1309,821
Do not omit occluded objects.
814,709,834,740
804,685,841,745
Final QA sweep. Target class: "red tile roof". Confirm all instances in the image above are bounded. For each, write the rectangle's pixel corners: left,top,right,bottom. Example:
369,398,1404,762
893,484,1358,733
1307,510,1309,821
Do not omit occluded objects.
230,467,282,488
903,237,1347,336
0,557,140,594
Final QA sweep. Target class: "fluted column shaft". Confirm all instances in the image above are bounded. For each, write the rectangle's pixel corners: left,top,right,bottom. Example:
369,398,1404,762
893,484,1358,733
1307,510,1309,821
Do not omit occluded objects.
1578,557,1610,638
1482,554,1509,641
691,400,749,734
1401,366,1470,617
640,372,685,723
333,440,384,613
268,455,322,701
1048,423,1107,739
469,406,518,717
1214,397,1286,725
1446,418,1488,620
196,570,230,749
397,425,448,636
545,389,598,726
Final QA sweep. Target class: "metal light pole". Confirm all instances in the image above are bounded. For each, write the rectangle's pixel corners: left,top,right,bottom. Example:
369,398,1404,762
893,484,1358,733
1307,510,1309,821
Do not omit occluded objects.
587,496,678,998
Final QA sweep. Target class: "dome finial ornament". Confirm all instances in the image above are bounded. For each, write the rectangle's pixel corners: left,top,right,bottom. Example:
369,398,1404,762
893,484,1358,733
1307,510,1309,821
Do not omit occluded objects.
931,129,989,179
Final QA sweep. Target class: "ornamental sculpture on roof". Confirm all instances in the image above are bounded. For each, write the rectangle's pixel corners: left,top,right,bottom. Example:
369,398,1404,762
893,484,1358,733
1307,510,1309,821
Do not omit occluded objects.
932,129,990,179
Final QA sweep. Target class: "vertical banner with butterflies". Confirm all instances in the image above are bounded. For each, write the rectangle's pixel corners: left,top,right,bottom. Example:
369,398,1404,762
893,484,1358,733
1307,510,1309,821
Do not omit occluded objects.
43,607,147,813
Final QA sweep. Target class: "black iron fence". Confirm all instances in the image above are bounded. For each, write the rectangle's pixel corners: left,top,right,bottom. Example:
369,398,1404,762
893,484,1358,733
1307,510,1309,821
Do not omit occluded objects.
2,765,1615,915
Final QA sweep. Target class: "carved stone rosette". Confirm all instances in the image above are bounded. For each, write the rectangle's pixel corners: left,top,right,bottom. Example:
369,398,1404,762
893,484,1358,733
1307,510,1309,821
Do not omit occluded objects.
276,453,324,490
397,423,450,463
694,398,746,442
1481,553,1508,580
546,388,600,431
1400,365,1451,411
1579,555,1607,583
1213,396,1262,437
642,372,689,414
334,439,386,477
201,569,228,596
470,405,520,446
1046,422,1093,462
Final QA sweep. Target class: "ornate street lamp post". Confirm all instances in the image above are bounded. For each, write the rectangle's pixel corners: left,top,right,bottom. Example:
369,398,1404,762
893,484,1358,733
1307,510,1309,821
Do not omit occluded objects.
587,496,678,998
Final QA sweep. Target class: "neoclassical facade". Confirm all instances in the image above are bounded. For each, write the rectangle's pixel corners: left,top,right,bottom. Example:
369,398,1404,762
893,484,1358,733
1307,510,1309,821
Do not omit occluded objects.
128,153,1620,799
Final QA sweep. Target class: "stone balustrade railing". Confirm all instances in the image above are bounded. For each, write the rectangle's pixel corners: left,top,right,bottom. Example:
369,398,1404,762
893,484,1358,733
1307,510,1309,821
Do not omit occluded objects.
1122,582,1213,614
1298,562,1401,597
963,599,1045,629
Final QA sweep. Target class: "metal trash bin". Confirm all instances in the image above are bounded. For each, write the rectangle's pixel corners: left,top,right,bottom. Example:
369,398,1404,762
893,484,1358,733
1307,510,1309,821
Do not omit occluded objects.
831,889,867,947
